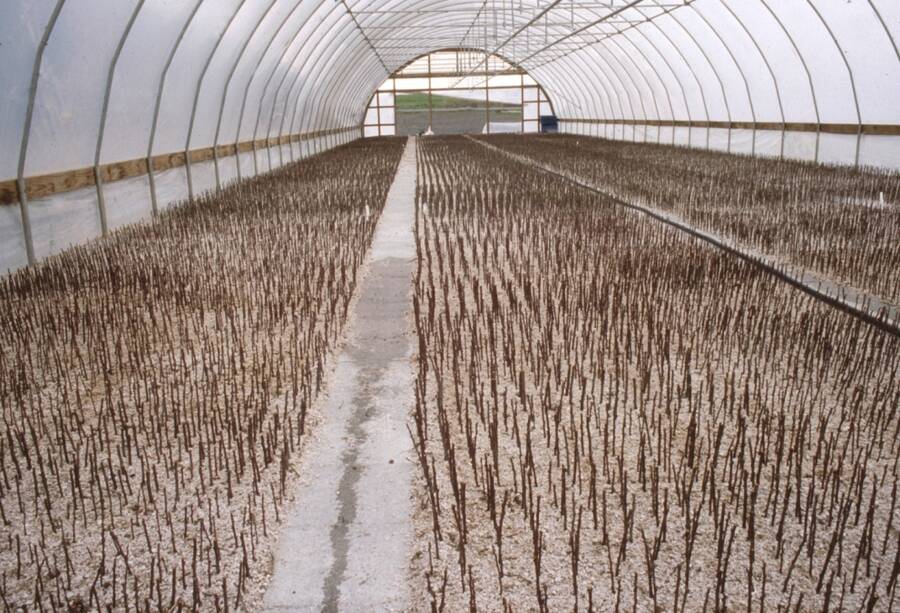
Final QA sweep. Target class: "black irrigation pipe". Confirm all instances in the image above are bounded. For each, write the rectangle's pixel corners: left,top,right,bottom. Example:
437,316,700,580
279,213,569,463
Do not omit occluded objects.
466,135,900,339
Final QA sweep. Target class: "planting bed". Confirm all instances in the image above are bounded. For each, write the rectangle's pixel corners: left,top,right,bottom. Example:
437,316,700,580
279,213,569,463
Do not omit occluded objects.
409,136,899,612
479,134,900,309
0,138,404,610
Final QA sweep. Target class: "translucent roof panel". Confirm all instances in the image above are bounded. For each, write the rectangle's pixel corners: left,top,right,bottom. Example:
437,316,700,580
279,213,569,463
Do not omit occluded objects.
0,0,898,185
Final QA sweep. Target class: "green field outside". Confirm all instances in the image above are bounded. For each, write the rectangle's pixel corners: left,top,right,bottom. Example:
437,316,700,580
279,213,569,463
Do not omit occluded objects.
394,92,519,111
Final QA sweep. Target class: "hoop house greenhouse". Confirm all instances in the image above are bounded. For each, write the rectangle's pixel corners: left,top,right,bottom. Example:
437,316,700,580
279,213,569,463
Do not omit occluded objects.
0,1,898,611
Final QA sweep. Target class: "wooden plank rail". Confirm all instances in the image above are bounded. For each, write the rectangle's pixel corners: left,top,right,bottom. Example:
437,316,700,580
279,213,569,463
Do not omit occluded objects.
0,126,360,205
558,118,900,136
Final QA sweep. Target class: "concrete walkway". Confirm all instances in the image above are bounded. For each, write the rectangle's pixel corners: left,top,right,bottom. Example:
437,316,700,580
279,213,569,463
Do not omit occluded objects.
263,138,417,612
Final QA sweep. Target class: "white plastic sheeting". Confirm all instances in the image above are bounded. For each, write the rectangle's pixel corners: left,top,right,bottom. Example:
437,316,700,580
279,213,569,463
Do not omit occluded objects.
5,0,899,179
560,123,900,171
0,135,355,275
1,0,898,268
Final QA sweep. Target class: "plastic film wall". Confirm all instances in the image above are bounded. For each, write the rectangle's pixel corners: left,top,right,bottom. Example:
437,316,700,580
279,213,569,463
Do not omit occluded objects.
1,1,899,274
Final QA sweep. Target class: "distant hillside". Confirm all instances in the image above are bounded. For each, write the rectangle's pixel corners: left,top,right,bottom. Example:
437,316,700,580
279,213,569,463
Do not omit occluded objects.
395,92,520,111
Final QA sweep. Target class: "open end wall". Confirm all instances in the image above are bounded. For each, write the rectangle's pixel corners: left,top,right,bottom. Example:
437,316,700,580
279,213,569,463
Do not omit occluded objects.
362,48,556,136
1,1,899,273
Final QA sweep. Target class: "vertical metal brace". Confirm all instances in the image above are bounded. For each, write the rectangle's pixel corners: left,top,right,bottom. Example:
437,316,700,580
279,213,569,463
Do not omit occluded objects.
603,36,662,144
660,1,732,152
185,0,246,202
626,25,686,146
320,45,374,143
147,0,204,217
292,5,380,150
757,0,820,164
16,0,67,266
259,2,331,177
281,12,354,160
485,48,490,134
690,3,756,156
305,0,387,152
298,40,370,155
635,5,711,150
248,0,328,186
588,43,648,143
806,0,862,168
320,39,376,146
617,31,679,146
720,0,785,159
428,53,433,131
14,177,35,266
233,1,306,184
572,49,630,142
569,49,628,141
213,0,279,191
520,73,525,133
95,0,145,238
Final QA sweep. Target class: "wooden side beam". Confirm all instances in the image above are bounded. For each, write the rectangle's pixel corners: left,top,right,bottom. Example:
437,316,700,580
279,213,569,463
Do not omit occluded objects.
0,126,359,205
558,118,900,136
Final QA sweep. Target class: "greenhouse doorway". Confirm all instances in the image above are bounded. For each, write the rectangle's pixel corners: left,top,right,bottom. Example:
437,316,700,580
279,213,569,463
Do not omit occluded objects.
363,49,555,137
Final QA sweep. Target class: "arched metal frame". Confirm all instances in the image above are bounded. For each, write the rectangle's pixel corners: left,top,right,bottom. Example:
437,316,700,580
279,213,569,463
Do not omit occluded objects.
6,0,900,266
183,0,247,202
94,0,145,237
147,0,205,215
14,0,67,265
211,0,280,190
